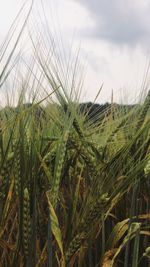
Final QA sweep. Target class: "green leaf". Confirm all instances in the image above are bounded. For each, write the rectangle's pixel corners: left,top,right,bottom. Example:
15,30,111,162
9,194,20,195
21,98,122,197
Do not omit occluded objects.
46,190,64,258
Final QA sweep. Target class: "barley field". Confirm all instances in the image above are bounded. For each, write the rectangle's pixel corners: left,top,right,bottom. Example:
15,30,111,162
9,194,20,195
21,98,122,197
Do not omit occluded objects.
0,3,150,267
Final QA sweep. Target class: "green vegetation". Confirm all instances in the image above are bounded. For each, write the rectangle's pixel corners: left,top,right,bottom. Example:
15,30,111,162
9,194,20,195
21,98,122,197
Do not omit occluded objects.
0,3,150,267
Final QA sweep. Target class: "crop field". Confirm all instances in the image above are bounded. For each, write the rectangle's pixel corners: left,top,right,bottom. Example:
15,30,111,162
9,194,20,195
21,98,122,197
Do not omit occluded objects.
0,3,150,267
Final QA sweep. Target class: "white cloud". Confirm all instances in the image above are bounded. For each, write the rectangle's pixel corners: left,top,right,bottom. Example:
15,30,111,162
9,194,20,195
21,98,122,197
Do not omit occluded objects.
0,0,149,104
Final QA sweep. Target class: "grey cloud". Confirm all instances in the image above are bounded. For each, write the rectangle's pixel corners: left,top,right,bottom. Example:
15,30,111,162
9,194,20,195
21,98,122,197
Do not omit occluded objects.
74,0,150,46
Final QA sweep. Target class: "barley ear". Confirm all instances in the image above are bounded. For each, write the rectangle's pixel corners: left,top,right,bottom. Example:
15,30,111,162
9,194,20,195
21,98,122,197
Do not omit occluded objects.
23,187,31,259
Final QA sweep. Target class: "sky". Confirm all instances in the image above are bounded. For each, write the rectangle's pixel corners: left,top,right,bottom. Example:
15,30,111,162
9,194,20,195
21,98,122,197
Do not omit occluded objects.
0,0,150,104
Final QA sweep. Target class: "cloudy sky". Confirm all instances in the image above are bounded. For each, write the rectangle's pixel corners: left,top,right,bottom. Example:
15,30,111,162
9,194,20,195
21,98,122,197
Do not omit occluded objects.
0,0,150,103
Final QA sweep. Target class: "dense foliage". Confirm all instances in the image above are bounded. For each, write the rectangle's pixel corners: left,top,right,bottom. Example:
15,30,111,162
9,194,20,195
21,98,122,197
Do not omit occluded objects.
0,95,150,267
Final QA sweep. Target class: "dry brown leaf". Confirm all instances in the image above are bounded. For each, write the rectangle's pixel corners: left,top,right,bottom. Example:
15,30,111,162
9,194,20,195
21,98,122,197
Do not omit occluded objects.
101,249,117,267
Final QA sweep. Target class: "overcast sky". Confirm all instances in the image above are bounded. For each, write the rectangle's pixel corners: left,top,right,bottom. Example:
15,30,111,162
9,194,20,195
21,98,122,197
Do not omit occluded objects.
0,0,150,103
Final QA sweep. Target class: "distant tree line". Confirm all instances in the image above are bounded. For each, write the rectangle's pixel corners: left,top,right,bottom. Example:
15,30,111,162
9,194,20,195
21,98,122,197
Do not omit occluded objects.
0,99,144,125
